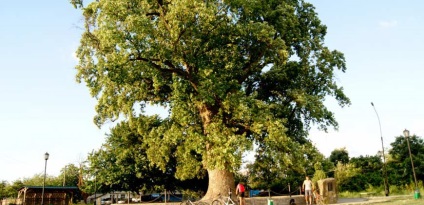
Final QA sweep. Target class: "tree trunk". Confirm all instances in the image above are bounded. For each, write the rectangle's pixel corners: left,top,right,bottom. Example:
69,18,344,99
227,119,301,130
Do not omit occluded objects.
197,104,235,201
202,169,235,201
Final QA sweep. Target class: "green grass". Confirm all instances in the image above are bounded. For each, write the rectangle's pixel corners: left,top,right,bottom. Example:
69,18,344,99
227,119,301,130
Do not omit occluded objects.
368,196,423,205
338,184,423,198
336,184,423,204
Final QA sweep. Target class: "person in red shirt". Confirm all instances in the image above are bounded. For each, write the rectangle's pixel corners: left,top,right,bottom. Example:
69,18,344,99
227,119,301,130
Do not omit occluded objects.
235,181,245,205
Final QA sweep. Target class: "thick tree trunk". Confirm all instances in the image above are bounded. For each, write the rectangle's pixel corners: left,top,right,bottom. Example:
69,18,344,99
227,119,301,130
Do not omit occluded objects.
202,169,235,201
197,104,235,201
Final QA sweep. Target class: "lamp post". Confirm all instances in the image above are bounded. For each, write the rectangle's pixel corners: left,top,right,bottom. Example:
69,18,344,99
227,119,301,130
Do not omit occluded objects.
94,170,97,205
371,102,389,196
63,165,66,187
41,152,49,205
403,129,419,193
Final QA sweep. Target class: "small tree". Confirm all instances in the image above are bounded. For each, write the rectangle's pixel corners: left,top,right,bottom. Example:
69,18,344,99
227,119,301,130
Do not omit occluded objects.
22,173,61,187
329,147,349,166
5,180,24,198
334,162,360,192
312,162,327,185
348,155,384,191
388,135,424,187
0,180,6,199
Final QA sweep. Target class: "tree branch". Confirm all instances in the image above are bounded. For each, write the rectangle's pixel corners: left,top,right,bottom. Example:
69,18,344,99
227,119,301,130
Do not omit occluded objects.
146,12,160,17
129,56,199,92
238,46,268,84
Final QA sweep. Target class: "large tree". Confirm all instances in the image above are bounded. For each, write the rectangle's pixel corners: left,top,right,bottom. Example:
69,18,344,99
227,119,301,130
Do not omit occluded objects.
71,0,349,199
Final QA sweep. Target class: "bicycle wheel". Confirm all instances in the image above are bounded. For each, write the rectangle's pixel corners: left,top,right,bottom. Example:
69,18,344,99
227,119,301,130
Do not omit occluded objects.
180,201,190,205
314,196,323,205
196,201,209,205
211,199,223,205
228,198,237,205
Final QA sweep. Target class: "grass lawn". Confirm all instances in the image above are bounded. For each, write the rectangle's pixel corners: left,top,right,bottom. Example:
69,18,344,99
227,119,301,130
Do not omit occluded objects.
371,198,423,205
354,195,423,205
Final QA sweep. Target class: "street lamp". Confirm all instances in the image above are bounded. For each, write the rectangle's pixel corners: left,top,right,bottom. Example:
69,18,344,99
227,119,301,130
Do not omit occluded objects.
403,129,419,195
41,152,49,205
94,170,97,205
63,165,66,187
371,102,389,196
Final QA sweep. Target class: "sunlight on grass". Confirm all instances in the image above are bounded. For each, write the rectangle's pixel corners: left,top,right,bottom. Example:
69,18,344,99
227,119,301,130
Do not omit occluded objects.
339,194,423,205
376,198,423,205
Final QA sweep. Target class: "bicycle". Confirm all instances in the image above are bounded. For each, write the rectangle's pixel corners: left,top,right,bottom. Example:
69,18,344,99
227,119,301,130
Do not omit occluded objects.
211,191,237,205
180,198,209,205
313,190,324,205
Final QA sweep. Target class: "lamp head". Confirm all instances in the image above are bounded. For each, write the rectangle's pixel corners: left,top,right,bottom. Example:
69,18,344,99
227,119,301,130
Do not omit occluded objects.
44,152,49,160
403,129,410,138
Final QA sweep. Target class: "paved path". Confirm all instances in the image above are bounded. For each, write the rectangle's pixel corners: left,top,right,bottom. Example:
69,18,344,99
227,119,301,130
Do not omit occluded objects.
129,195,413,205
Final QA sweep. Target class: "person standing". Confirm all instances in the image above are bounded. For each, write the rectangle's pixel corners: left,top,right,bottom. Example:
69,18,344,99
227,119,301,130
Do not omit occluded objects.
235,181,245,205
302,176,313,205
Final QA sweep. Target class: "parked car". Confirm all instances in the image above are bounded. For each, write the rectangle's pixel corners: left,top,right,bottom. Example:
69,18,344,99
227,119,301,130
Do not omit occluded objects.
131,198,141,203
117,199,130,204
101,198,112,205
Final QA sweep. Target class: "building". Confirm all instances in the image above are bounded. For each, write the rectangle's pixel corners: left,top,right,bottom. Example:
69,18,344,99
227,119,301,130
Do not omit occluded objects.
17,186,80,205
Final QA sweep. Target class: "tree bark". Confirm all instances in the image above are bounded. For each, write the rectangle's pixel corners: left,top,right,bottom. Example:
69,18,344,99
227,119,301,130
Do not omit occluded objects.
202,169,235,201
197,104,235,201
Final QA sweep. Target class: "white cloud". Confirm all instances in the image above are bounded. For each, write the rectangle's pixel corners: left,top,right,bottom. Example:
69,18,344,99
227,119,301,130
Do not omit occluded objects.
379,20,399,29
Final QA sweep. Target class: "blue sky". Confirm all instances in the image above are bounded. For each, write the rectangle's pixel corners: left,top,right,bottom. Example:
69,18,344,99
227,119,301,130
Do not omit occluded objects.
1,1,424,183
308,0,424,157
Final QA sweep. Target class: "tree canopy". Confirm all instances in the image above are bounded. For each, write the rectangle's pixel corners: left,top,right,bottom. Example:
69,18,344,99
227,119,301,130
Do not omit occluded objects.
85,120,208,194
246,141,329,192
71,0,350,197
388,135,424,187
329,147,349,166
344,155,383,192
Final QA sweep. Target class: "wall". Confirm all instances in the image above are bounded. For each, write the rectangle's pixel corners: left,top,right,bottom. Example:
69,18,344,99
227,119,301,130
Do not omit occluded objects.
127,195,305,205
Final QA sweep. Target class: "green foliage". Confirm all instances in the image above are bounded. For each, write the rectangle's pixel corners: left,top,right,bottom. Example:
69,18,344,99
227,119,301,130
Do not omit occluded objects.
344,155,384,192
310,160,331,190
70,0,83,9
387,135,424,187
329,138,424,193
85,120,208,194
71,0,350,194
0,180,7,198
334,162,361,192
4,180,24,198
329,147,349,166
312,168,326,183
57,164,80,187
338,183,424,198
180,189,205,200
21,174,61,187
247,142,329,192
